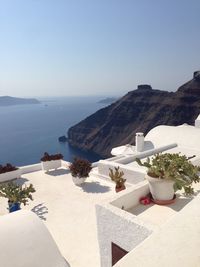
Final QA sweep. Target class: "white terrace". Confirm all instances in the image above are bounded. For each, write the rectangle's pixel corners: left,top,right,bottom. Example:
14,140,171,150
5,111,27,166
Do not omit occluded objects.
0,165,115,267
1,115,200,267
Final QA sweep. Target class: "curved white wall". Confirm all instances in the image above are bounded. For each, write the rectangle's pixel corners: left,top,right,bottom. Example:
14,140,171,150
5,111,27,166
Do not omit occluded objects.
0,211,69,267
145,125,200,151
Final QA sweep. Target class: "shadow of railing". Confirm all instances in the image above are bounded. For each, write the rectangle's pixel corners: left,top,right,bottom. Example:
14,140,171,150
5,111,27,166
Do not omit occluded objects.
32,203,48,221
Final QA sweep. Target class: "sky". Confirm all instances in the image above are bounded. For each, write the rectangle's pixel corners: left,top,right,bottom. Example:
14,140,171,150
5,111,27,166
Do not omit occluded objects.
0,0,200,97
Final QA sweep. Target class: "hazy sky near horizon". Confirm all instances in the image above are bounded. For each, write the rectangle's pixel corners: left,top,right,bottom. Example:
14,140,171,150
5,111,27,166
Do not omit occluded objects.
0,0,200,97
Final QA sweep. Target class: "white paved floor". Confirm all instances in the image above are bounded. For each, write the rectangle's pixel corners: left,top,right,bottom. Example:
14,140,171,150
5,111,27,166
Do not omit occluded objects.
0,169,115,267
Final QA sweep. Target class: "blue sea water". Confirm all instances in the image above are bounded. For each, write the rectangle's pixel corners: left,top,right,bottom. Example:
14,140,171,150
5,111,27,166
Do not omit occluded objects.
0,96,105,166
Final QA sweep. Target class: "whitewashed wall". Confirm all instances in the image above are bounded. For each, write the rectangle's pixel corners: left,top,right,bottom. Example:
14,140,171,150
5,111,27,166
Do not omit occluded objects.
96,182,153,267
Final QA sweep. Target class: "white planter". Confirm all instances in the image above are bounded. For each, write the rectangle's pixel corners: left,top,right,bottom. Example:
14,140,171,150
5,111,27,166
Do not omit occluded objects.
72,176,87,186
146,174,175,201
0,169,21,183
41,160,61,172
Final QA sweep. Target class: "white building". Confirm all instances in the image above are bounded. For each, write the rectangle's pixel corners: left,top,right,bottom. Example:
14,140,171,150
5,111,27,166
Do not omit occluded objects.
0,115,200,267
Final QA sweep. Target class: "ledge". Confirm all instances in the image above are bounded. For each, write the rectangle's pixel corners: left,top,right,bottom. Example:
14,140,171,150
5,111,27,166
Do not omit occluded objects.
114,192,200,267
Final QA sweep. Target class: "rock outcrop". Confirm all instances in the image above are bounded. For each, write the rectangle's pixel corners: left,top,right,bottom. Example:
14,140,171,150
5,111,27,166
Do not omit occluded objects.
58,136,68,142
68,72,200,157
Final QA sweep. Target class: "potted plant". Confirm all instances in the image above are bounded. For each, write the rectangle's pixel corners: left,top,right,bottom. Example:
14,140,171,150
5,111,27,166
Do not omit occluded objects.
69,157,92,185
0,163,21,182
109,167,126,192
41,152,63,171
136,153,200,203
0,181,36,212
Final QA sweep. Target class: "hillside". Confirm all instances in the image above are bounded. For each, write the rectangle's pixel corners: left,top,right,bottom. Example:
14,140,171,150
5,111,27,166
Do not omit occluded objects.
0,96,40,106
68,71,200,157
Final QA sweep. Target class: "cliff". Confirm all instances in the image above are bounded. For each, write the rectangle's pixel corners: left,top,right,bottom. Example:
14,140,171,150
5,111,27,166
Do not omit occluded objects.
0,96,40,106
68,72,200,157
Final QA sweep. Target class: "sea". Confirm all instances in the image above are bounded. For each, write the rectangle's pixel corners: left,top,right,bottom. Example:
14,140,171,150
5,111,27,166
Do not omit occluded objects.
0,96,106,167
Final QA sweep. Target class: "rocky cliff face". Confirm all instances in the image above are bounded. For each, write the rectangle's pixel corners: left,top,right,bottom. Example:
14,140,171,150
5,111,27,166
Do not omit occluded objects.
68,72,200,157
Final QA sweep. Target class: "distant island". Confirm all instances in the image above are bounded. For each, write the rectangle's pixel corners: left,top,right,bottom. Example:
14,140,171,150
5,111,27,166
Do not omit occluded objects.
0,96,40,106
98,97,117,104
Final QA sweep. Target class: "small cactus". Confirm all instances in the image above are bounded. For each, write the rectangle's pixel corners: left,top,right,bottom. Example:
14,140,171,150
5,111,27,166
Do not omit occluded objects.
109,167,126,188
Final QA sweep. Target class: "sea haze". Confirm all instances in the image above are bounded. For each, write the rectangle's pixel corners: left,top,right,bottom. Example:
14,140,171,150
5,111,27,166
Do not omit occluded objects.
0,96,106,166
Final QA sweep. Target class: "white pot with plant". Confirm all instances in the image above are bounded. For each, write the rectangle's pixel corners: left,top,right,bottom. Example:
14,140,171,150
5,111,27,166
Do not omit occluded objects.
136,153,200,202
0,164,21,182
41,152,63,171
69,157,92,185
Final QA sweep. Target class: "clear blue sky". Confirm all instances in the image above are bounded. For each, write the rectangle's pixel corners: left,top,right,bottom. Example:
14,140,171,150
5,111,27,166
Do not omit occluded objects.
0,0,200,97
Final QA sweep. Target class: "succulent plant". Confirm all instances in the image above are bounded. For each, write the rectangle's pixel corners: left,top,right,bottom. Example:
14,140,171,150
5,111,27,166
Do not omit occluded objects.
109,167,126,188
136,153,200,195
0,182,36,205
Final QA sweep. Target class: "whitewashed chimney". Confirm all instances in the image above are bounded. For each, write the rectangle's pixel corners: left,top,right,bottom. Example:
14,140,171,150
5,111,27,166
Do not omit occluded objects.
195,114,200,128
136,132,144,152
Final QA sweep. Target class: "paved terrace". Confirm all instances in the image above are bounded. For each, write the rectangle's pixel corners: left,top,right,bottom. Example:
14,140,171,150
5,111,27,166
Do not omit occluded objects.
0,168,115,267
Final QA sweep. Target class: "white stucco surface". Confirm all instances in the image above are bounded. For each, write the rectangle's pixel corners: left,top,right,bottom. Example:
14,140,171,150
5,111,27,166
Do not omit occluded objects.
1,124,200,267
96,182,154,267
114,192,200,267
111,144,136,156
145,124,200,151
195,114,200,128
0,169,21,182
96,203,152,267
0,169,115,267
0,211,69,267
96,178,200,267
127,185,200,227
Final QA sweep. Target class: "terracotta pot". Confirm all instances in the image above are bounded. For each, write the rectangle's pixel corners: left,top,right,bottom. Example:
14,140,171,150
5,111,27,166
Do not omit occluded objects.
115,184,126,193
150,194,176,205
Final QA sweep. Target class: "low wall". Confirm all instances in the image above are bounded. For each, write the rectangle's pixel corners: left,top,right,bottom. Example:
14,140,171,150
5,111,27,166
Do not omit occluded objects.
114,191,200,267
20,163,42,174
98,160,145,184
97,143,177,184
96,182,153,267
111,181,149,210
61,160,70,168
114,143,177,165
20,160,70,175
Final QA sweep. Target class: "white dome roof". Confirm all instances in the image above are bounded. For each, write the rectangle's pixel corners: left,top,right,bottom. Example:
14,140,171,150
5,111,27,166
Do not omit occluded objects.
0,211,70,267
145,124,200,151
